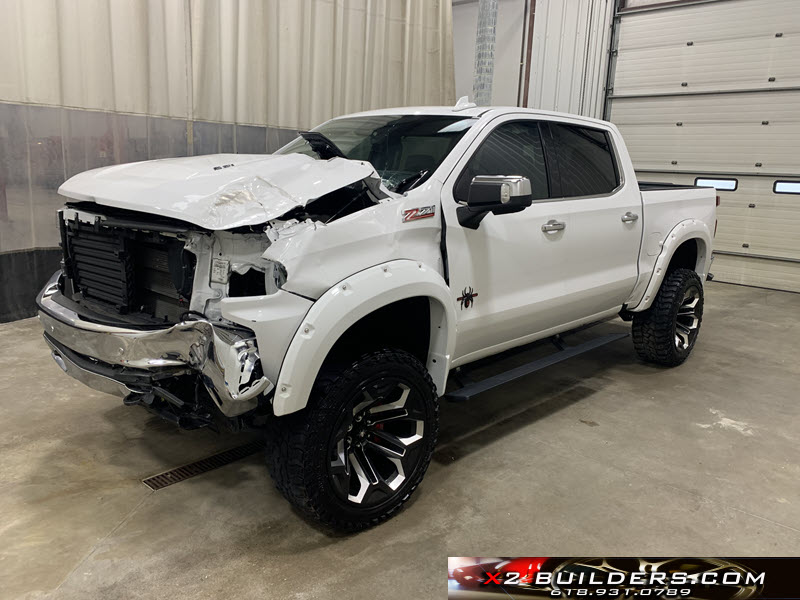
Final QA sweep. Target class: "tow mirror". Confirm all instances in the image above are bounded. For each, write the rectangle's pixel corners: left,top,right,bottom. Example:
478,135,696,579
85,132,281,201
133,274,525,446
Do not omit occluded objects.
457,175,533,229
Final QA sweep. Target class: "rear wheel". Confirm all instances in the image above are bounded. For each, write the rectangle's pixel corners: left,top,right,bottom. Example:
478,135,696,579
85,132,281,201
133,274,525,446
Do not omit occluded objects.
632,268,704,366
267,349,438,531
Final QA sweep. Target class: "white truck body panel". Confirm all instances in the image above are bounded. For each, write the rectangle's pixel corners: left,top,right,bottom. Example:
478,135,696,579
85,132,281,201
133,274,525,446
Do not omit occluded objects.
626,188,715,311
57,153,384,230
262,181,444,299
439,112,645,364
272,260,455,416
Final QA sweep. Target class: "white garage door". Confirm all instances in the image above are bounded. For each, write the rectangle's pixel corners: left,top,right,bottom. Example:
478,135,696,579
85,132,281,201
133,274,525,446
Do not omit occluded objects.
606,0,800,292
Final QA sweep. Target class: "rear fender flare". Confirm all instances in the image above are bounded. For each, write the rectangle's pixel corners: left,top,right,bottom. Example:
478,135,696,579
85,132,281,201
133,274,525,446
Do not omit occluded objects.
272,260,456,416
629,219,713,312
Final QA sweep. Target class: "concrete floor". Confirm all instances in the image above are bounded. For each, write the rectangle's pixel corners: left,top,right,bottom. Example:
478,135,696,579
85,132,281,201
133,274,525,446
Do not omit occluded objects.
1,281,798,599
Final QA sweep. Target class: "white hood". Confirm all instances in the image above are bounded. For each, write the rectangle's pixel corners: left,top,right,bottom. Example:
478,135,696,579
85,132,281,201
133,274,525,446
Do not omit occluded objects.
57,153,382,230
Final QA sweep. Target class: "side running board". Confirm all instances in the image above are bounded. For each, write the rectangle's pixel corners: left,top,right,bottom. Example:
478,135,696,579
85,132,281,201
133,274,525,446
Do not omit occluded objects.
444,332,629,402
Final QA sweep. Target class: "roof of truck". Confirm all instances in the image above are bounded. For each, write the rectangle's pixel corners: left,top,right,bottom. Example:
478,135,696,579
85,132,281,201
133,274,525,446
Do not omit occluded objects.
339,102,612,128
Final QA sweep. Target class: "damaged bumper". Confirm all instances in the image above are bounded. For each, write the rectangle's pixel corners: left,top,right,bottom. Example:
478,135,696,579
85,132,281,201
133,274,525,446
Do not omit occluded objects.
37,272,272,418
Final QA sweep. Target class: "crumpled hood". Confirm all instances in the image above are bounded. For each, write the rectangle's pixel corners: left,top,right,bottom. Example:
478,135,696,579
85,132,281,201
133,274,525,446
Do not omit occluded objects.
57,153,382,230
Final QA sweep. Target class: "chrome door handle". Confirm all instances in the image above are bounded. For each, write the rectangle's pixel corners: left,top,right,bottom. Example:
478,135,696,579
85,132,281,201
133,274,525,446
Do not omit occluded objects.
541,219,566,233
621,212,639,223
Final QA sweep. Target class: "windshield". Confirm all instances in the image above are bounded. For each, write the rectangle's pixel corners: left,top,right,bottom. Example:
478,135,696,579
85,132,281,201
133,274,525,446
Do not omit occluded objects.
275,115,477,192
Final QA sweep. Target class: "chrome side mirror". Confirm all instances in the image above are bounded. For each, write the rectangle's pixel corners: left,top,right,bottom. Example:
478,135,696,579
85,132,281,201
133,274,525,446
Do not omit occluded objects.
457,175,533,229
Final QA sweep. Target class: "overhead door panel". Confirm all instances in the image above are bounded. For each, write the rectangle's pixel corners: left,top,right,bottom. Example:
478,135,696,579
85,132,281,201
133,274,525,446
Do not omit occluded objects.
617,0,797,48
613,36,800,96
636,172,800,261
607,0,800,292
617,121,800,174
610,90,800,125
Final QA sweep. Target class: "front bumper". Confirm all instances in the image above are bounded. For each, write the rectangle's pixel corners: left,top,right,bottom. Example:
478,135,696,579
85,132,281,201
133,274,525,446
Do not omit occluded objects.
37,272,272,417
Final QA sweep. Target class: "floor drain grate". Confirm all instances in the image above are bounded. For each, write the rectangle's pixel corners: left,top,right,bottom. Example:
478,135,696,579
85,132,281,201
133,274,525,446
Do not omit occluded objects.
142,440,265,491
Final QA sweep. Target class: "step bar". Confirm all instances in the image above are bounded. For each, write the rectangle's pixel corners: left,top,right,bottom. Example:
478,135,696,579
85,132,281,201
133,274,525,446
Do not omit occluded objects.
444,331,630,402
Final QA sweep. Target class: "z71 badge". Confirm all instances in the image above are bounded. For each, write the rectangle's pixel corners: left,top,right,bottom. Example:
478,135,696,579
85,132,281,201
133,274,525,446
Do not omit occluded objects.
402,206,436,222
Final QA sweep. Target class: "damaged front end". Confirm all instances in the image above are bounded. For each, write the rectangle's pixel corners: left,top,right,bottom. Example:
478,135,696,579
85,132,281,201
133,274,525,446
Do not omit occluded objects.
38,151,405,429
39,270,273,429
37,205,286,430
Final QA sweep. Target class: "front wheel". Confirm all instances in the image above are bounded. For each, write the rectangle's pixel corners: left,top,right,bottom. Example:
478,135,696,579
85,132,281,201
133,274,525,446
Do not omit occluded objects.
266,349,439,531
632,268,704,367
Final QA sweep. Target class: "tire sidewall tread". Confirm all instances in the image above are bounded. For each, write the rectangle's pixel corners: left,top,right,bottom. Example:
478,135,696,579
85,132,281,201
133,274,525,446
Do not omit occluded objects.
266,348,439,532
632,268,704,367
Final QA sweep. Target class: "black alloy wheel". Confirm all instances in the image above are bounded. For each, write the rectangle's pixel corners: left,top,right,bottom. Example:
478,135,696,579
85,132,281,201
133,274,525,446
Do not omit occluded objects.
267,349,438,531
632,268,704,366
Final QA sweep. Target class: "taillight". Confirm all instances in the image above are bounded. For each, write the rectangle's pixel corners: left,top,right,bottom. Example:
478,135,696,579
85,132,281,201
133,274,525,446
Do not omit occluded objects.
714,220,718,237
716,195,720,206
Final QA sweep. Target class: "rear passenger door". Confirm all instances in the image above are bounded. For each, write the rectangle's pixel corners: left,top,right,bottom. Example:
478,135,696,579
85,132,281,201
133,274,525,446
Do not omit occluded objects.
539,120,642,323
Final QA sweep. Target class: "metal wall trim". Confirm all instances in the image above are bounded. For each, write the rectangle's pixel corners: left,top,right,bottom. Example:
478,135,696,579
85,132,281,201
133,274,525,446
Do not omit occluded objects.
618,0,731,15
610,87,800,100
636,169,800,179
714,250,800,265
602,0,623,120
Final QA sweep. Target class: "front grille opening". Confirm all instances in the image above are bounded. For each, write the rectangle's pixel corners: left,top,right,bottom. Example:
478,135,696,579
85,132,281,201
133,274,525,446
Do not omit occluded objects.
63,218,197,323
229,268,266,297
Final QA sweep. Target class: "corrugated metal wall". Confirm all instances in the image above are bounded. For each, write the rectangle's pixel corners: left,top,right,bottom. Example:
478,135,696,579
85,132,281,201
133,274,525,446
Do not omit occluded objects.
607,0,800,292
452,0,612,117
526,0,613,118
0,0,456,321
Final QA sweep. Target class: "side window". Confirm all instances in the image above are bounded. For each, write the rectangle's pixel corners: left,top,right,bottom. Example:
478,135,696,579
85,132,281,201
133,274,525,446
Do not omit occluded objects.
454,121,549,203
548,123,619,197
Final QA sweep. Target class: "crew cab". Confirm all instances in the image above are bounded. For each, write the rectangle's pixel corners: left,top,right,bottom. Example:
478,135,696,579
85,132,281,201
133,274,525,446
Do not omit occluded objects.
37,101,716,530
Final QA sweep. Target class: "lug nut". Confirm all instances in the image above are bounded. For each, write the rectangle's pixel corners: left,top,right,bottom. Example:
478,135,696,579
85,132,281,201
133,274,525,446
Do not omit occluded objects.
355,415,362,422
347,424,352,431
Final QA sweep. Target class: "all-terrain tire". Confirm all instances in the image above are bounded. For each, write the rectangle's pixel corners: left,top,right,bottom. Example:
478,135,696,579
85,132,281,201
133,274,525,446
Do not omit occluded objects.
266,349,439,531
632,268,704,367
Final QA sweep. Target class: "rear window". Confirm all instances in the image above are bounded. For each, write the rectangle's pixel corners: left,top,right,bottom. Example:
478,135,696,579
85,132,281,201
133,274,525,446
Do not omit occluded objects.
548,123,619,197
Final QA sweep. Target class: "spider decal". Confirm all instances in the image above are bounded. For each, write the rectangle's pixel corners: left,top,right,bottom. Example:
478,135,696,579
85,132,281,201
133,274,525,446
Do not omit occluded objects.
457,286,478,310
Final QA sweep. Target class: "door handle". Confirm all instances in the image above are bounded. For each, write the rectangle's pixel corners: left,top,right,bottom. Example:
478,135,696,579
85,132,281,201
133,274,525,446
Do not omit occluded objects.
541,219,566,233
621,211,639,223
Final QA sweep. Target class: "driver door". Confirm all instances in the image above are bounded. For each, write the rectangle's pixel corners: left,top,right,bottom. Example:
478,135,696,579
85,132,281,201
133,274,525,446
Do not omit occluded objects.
442,116,573,364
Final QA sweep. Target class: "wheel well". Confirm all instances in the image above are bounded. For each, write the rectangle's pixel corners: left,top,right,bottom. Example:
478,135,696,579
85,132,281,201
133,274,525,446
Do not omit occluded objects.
667,239,698,274
322,297,431,371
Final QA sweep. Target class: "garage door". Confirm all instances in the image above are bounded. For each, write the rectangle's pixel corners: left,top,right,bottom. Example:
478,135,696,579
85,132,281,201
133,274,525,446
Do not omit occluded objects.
606,0,800,292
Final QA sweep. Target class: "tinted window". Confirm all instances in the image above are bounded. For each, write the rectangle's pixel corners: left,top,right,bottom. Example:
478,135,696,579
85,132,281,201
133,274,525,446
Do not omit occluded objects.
454,121,549,202
549,124,619,197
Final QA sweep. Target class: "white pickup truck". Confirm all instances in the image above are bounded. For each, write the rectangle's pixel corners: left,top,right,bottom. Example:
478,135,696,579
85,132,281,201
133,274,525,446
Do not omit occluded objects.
37,103,716,530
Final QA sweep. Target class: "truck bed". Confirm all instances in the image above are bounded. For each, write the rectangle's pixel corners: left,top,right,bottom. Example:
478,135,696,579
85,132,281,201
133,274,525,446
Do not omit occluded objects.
638,181,704,191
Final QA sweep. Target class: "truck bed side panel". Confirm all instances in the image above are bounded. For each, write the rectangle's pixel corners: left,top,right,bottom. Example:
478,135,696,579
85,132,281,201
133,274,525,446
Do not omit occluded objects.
627,187,717,310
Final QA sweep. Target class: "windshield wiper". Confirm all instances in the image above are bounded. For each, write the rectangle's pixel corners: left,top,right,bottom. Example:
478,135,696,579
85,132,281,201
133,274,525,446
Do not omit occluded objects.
298,131,347,160
394,170,429,194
